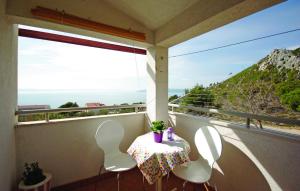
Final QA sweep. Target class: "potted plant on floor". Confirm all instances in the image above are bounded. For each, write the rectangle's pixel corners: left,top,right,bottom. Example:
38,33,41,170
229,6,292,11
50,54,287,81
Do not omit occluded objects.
151,120,166,143
18,162,52,191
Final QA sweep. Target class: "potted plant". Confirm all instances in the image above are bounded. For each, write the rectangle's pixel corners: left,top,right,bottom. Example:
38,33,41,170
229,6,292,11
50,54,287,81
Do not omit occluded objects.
151,120,166,143
18,162,52,191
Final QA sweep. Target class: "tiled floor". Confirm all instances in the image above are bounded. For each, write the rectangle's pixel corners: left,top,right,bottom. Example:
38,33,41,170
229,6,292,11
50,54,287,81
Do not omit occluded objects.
69,168,213,191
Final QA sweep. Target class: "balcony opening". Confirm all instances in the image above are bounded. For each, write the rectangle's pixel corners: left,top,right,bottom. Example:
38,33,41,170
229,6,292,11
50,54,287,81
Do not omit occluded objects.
17,25,149,122
169,0,300,135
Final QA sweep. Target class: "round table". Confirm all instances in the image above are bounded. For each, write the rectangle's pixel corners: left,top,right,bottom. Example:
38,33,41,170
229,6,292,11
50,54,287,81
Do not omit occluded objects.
127,132,191,191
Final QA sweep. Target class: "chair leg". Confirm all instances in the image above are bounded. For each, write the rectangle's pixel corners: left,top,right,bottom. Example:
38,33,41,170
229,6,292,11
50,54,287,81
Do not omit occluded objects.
182,180,188,191
208,183,217,191
117,172,120,191
203,182,209,191
98,165,103,176
142,175,146,191
165,172,170,191
203,182,217,191
95,165,103,191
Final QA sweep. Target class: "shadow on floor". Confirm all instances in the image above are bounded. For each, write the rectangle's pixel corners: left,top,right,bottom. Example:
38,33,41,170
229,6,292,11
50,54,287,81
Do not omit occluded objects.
54,167,215,191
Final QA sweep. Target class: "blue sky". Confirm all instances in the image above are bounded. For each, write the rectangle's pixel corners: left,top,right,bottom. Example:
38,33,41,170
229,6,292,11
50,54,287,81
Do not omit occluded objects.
169,0,300,88
18,0,300,90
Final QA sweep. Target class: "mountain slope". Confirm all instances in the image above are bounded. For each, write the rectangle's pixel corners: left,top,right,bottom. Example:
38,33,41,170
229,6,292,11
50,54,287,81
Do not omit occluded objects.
210,48,300,118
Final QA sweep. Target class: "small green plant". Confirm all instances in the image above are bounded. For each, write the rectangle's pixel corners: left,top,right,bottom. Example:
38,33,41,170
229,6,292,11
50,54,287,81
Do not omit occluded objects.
22,162,46,185
151,120,166,133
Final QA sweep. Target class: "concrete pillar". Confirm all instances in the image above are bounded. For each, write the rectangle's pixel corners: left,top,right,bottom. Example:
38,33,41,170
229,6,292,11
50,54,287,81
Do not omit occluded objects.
146,46,168,124
0,0,18,189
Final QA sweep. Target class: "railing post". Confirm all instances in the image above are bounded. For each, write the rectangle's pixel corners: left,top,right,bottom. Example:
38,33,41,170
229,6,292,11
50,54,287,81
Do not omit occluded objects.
172,106,174,112
246,118,250,128
135,106,138,113
45,112,49,122
15,108,18,124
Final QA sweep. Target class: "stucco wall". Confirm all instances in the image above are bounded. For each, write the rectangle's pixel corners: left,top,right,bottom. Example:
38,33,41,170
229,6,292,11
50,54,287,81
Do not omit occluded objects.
15,113,145,187
0,0,18,190
170,113,300,191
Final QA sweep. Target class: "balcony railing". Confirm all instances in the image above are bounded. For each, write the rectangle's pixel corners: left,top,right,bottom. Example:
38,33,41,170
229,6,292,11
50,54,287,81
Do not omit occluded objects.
169,104,300,128
15,104,146,123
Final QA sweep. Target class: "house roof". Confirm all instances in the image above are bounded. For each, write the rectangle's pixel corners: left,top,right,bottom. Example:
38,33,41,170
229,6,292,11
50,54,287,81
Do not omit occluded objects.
18,105,50,110
85,103,105,107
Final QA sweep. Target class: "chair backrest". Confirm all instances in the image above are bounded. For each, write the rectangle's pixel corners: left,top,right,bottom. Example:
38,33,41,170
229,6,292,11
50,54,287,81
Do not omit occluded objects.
95,120,124,155
194,126,222,167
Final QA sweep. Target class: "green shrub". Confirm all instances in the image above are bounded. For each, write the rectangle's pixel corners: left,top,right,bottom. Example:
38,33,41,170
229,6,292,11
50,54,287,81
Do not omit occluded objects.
181,84,214,107
168,94,179,102
280,88,300,111
97,109,109,115
275,80,300,96
292,47,300,57
78,111,95,117
58,102,79,116
59,102,79,108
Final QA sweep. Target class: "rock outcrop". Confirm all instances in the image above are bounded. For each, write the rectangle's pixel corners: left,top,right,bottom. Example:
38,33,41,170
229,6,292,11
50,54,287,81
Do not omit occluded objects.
258,48,300,72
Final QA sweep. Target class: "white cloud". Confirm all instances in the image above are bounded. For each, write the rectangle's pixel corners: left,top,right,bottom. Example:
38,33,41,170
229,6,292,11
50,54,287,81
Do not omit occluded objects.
18,37,146,90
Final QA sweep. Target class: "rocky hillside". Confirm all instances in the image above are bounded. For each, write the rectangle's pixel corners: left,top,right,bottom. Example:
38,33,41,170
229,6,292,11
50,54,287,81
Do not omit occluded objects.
210,48,300,118
259,48,300,72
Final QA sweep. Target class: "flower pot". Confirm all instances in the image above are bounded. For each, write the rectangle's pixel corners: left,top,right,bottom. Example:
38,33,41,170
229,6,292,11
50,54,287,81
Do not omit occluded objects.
18,173,52,191
153,132,163,143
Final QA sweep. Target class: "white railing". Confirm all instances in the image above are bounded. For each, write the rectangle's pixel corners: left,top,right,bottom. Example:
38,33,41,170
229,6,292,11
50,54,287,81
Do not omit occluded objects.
169,104,300,127
16,104,146,123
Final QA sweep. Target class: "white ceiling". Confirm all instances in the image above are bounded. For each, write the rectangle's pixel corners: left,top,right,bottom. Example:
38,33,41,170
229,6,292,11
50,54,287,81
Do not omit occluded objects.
103,0,200,30
6,0,283,47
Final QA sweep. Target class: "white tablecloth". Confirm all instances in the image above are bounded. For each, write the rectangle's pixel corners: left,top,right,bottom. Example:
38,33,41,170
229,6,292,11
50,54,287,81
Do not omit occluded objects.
127,132,190,184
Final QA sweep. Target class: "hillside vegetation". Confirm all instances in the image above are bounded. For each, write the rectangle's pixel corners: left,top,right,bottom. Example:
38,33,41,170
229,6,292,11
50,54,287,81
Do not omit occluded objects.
181,48,300,120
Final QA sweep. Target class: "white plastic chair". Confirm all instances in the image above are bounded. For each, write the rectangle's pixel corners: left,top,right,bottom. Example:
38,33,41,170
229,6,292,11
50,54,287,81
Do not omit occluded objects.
172,126,222,190
95,120,136,191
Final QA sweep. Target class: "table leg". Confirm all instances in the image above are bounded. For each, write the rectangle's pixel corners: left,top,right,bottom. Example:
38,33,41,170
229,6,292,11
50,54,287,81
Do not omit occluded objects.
156,177,162,191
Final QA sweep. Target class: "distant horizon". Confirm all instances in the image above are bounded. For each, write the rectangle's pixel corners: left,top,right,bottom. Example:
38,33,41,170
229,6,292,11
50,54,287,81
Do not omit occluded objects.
18,88,185,91
18,89,185,108
18,45,300,92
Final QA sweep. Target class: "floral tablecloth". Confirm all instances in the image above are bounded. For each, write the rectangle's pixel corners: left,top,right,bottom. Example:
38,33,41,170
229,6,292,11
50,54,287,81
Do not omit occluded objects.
127,132,191,184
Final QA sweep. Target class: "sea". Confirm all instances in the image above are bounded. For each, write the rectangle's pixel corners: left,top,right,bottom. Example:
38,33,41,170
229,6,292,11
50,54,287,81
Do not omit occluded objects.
18,89,185,109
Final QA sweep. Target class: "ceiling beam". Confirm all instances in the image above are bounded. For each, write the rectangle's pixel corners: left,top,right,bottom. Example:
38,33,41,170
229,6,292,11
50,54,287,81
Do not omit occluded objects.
31,6,146,42
6,0,154,48
19,28,146,55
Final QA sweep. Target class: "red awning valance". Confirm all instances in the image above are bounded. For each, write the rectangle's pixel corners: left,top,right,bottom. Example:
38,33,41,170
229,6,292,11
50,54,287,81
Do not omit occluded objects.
19,28,146,55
